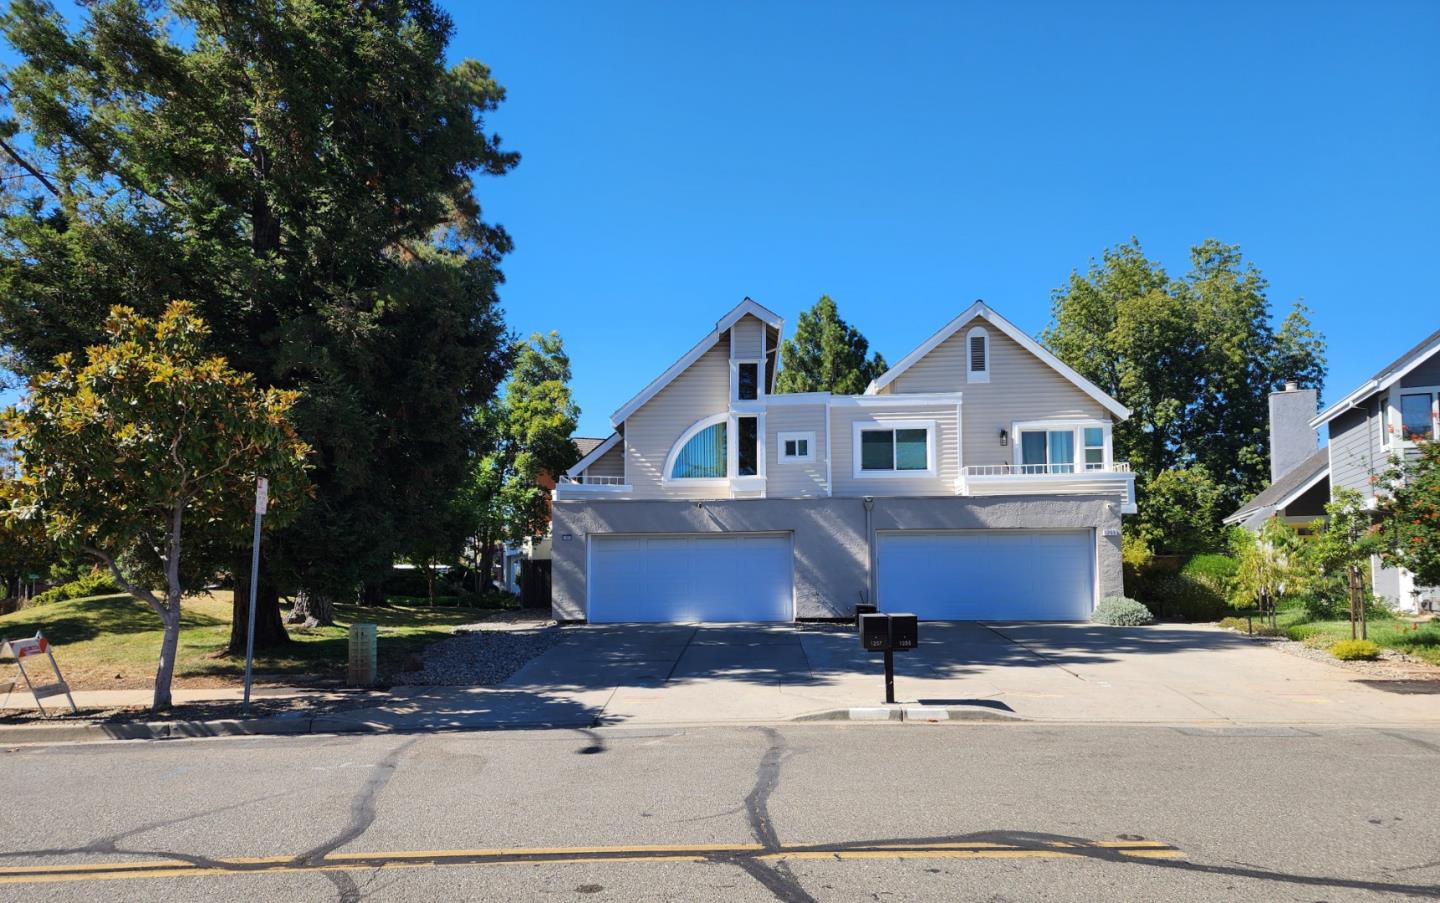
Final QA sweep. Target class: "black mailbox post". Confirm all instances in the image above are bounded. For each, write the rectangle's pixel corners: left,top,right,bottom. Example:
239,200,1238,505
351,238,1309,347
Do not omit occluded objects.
854,602,877,628
857,612,919,703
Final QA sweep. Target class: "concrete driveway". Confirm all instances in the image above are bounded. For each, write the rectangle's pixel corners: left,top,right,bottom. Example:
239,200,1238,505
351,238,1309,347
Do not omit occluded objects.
349,621,1440,731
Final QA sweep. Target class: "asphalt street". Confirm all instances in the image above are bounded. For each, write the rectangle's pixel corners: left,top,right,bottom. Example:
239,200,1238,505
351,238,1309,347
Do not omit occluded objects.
2,722,1438,902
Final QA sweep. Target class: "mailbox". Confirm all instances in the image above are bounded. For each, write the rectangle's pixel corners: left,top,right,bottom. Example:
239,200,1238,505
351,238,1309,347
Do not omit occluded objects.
854,602,877,628
888,613,918,651
859,613,891,651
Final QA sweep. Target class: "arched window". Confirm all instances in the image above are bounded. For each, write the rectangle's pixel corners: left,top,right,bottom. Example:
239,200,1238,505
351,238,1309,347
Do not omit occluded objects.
668,416,728,479
966,326,990,383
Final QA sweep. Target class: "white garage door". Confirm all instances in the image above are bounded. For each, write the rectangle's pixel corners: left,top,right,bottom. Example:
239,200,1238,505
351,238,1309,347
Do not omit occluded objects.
877,530,1094,620
588,534,793,623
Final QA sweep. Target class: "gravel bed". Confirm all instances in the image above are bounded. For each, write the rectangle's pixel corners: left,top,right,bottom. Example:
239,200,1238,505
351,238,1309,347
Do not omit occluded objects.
1225,629,1440,680
389,619,562,686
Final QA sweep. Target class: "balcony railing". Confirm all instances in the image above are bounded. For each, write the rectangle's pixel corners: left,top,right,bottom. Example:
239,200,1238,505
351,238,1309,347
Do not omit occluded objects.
557,474,627,485
962,461,1131,477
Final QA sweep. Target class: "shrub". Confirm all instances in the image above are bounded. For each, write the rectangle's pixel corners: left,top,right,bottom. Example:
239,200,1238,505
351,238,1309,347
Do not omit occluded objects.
29,569,122,606
1091,596,1155,626
1137,572,1230,622
1330,639,1380,661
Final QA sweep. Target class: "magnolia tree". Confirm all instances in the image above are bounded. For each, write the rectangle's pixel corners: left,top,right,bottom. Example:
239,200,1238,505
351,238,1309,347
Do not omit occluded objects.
2,303,309,710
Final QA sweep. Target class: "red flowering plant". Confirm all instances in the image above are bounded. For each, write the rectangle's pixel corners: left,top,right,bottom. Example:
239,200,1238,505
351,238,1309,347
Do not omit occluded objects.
1373,436,1440,588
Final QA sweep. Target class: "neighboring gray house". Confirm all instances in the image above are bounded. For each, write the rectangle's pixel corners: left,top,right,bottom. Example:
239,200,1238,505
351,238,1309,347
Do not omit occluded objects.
1224,383,1330,533
552,298,1136,623
1231,331,1440,612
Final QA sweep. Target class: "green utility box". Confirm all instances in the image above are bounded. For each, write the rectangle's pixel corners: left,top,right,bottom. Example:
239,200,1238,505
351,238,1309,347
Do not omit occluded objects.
347,622,378,687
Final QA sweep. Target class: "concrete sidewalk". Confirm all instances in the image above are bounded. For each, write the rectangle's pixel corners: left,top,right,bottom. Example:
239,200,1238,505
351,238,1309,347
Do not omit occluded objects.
1,685,343,711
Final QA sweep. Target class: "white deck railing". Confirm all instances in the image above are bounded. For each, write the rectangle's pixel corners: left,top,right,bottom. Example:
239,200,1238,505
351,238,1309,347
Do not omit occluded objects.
557,474,628,486
962,461,1131,477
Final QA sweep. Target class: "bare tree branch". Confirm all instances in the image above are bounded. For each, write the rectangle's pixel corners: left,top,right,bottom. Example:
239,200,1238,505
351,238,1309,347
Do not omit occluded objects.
82,544,168,616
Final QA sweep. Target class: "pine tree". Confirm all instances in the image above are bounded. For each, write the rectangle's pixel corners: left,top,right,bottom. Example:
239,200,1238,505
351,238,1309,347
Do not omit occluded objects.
774,296,888,395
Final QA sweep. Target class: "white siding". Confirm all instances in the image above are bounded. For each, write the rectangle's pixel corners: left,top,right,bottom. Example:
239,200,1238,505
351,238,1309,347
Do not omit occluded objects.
765,404,829,497
829,404,961,497
583,443,625,479
623,333,732,499
882,318,1110,470
731,315,765,361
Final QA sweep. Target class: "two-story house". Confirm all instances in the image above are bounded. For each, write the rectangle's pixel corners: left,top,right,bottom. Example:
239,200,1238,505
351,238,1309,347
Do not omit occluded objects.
1312,330,1440,612
552,298,1136,623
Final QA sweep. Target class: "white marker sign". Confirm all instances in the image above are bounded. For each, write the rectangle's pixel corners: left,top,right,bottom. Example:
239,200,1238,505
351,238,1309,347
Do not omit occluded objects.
255,477,269,515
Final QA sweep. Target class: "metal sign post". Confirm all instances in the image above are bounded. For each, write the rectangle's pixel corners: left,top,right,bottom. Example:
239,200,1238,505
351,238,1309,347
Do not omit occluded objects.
242,477,268,714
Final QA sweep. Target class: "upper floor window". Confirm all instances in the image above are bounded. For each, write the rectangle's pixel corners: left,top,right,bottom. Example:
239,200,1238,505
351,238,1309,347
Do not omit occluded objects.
1015,421,1111,474
966,327,990,383
854,420,935,477
777,431,816,463
1399,391,1439,442
737,362,759,400
670,419,727,479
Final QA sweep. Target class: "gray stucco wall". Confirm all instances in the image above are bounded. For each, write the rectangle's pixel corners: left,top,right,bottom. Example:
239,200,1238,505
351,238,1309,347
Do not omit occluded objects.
550,495,1123,621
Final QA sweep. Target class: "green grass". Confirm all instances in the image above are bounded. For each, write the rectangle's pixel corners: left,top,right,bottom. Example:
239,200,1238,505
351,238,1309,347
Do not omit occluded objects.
0,591,488,690
1285,618,1440,665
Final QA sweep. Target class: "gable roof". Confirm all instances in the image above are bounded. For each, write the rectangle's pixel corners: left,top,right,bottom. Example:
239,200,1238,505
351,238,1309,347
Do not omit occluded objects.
609,298,783,426
1222,447,1330,526
864,300,1131,420
566,432,622,478
1311,327,1440,429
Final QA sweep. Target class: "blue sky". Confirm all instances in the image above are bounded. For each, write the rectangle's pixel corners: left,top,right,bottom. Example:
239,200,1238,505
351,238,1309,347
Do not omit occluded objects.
5,2,1438,437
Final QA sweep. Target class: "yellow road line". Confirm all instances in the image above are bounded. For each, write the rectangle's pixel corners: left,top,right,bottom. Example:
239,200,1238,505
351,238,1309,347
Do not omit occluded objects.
0,840,1184,885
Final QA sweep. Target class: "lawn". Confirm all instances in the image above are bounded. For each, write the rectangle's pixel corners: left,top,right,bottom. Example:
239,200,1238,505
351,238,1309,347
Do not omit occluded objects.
0,591,490,690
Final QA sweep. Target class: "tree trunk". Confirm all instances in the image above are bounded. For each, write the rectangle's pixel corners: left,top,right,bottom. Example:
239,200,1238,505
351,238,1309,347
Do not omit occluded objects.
286,590,335,627
153,608,182,712
478,533,497,594
228,552,289,654
358,580,387,607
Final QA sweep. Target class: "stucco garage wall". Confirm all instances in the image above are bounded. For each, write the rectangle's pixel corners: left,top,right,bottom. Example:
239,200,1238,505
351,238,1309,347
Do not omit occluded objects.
551,495,1123,621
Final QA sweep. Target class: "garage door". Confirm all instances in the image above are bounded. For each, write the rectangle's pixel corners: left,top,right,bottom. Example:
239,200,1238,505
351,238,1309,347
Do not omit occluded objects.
877,530,1094,620
588,534,793,623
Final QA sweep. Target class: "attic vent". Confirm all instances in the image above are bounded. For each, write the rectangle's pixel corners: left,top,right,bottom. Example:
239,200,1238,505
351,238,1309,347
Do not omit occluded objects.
969,335,987,371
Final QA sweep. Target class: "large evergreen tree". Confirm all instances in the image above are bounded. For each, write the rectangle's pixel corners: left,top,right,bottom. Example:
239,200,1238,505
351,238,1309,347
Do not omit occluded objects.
1043,239,1326,518
0,0,516,648
774,295,888,395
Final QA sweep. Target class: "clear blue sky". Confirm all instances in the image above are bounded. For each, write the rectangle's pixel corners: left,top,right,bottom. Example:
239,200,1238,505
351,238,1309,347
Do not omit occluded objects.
4,2,1438,438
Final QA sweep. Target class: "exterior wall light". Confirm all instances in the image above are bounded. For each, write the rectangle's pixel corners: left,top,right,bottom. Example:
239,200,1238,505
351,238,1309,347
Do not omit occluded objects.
999,429,1009,447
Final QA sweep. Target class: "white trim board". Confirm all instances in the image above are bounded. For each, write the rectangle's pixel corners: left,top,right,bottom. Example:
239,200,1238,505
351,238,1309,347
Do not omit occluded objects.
863,300,1131,420
610,297,784,426
1311,331,1440,429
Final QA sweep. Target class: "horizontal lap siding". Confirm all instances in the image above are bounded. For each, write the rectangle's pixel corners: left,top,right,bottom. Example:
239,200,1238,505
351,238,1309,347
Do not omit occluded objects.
829,405,959,496
883,318,1109,471
1400,351,1440,387
1328,405,1382,498
765,404,828,497
624,334,732,499
731,315,765,360
583,443,625,479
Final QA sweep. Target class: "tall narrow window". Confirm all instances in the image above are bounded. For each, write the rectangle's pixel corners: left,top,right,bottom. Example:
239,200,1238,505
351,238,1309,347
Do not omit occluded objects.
737,363,759,400
1083,427,1105,471
738,416,759,476
966,327,990,383
671,422,727,479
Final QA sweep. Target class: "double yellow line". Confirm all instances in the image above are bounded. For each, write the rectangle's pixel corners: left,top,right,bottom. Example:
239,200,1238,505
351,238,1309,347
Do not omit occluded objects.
0,839,1183,885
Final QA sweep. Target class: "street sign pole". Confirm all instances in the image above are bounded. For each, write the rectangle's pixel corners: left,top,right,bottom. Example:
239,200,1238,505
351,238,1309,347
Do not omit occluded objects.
242,477,268,714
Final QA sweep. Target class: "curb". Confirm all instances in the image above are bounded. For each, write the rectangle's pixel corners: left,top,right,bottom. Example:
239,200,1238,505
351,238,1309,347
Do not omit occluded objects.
793,704,1023,723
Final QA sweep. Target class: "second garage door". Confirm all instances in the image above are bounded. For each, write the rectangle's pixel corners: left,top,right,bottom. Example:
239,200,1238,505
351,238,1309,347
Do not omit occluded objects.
876,530,1094,620
588,533,793,623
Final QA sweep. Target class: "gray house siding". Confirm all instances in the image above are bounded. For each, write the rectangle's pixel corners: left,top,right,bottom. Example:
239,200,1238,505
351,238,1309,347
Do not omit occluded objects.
551,495,1123,621
1400,353,1440,388
1327,404,1384,499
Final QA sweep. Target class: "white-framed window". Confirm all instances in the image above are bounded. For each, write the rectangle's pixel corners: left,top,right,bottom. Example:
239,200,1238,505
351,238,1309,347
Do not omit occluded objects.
1391,387,1440,444
966,326,990,384
1012,420,1111,474
666,414,729,481
732,360,763,402
777,431,816,463
852,419,937,478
